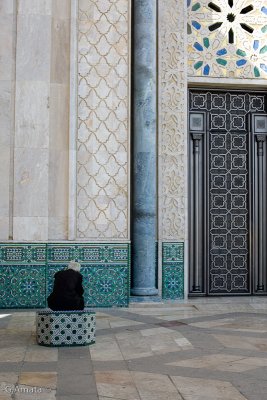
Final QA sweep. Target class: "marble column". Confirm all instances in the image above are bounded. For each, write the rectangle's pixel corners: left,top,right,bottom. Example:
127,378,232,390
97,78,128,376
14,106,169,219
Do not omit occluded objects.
131,0,158,296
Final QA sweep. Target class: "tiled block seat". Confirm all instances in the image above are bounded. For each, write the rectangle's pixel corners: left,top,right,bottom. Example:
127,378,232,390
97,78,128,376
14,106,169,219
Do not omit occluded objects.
36,310,96,347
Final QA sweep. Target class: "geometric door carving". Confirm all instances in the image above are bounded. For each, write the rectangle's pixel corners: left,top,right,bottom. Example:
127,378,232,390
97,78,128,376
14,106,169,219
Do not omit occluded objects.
189,89,267,295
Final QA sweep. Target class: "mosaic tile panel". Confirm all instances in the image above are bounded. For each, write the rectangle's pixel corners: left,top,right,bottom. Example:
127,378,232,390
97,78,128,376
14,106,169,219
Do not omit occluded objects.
0,243,46,264
0,243,130,308
188,0,267,79
0,265,46,308
162,242,184,299
47,243,128,264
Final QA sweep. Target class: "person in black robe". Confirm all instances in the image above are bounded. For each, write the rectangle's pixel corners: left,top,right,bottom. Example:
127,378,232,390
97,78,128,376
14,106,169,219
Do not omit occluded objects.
47,261,85,311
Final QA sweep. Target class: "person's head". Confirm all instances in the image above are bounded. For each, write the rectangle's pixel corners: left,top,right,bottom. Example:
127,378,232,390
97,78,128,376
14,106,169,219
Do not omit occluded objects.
67,260,81,272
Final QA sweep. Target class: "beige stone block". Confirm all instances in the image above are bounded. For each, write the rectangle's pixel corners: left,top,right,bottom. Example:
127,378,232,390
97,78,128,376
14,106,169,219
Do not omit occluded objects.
0,147,10,216
14,148,48,217
51,18,70,84
0,80,12,146
19,372,57,389
48,149,68,217
48,217,68,240
13,217,48,241
15,81,50,148
0,15,14,80
16,14,51,81
52,0,71,19
49,84,69,150
0,217,9,240
17,0,52,15
0,0,13,14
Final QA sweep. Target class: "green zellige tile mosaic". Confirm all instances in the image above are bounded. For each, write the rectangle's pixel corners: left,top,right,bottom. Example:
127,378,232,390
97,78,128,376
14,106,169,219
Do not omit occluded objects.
47,243,129,264
0,265,46,308
162,242,184,300
0,244,46,264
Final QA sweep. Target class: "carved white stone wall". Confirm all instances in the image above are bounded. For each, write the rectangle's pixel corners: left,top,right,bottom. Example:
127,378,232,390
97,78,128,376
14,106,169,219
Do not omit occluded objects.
188,0,267,79
77,0,130,239
158,0,188,241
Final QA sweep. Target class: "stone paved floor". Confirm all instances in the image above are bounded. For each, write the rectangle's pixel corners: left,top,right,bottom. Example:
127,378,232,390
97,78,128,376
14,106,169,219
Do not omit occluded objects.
2,298,267,399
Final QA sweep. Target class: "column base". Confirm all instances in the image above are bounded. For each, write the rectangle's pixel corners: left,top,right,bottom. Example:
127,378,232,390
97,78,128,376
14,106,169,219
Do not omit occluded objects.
131,287,158,296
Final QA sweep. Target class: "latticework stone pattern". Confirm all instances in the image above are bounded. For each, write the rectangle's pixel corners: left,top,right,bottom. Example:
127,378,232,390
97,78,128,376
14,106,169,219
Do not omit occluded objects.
188,0,267,78
0,243,130,308
162,242,184,299
36,311,96,346
158,0,187,241
77,0,130,239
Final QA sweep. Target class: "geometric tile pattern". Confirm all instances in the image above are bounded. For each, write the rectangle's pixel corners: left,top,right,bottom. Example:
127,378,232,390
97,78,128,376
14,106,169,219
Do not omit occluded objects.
162,242,184,299
188,0,267,78
0,265,46,308
0,242,130,308
77,0,130,239
36,310,96,346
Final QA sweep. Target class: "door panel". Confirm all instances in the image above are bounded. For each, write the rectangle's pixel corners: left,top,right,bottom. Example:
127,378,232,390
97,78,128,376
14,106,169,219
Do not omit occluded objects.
189,90,267,296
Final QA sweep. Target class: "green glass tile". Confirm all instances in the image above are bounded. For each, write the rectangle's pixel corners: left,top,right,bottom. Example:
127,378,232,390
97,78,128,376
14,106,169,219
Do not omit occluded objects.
203,37,209,49
192,2,201,11
236,49,246,57
254,66,260,77
261,25,267,34
260,45,267,54
216,58,227,66
194,61,203,70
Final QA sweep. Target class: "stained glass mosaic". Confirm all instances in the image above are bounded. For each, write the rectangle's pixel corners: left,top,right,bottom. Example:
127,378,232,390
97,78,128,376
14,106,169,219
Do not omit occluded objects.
188,0,267,78
162,243,184,299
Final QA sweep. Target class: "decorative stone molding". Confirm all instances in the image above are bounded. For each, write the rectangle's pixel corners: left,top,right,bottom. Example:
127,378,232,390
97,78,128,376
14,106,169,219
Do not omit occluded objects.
158,0,187,241
77,0,130,239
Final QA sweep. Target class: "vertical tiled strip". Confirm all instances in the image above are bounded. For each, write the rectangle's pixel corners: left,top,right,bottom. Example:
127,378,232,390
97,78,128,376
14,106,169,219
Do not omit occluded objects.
77,0,130,240
158,0,188,298
13,1,52,240
162,242,184,299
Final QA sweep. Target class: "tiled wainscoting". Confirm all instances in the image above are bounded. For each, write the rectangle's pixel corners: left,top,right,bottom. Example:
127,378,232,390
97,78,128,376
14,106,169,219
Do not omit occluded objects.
0,243,130,308
162,242,184,300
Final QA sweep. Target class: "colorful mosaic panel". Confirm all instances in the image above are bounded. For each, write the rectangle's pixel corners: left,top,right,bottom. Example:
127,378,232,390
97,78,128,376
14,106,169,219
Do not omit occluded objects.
47,244,129,264
0,243,46,264
83,266,129,307
188,0,267,78
0,265,46,308
47,264,129,307
162,242,184,299
0,243,130,309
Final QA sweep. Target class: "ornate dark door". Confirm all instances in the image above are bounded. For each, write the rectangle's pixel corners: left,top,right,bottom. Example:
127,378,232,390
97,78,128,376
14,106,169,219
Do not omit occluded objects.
189,89,267,296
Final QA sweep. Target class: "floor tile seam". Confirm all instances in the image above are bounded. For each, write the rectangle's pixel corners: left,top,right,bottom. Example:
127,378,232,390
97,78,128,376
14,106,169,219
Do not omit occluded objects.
179,325,267,339
168,375,186,400
126,363,267,383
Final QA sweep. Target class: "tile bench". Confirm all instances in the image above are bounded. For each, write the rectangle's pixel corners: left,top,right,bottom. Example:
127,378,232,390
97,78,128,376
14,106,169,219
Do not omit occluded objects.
36,310,96,347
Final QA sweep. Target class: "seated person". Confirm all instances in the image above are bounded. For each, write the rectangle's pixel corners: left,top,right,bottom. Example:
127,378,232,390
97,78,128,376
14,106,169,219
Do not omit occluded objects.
47,261,84,311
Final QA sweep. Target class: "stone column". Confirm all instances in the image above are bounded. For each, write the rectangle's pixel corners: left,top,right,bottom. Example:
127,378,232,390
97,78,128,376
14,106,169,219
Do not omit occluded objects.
131,0,158,296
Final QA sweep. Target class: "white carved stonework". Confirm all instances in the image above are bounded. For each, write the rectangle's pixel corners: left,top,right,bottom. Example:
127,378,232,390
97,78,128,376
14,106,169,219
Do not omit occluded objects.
158,0,187,241
188,0,267,79
77,0,129,239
